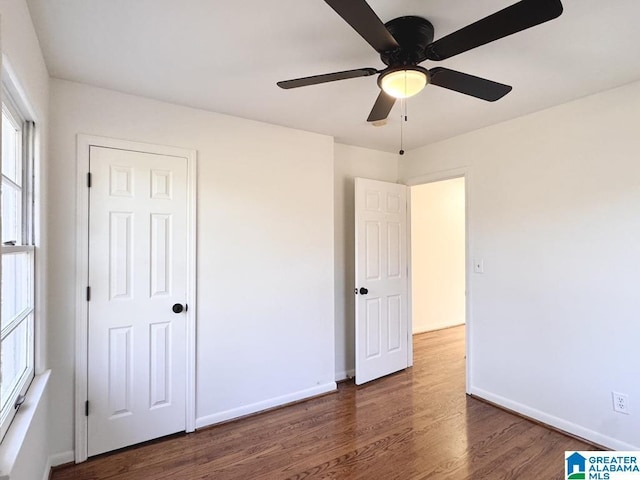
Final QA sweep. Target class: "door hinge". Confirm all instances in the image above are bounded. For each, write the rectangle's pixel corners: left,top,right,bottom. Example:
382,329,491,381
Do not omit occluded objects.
86,286,91,302
85,400,89,416
87,172,92,188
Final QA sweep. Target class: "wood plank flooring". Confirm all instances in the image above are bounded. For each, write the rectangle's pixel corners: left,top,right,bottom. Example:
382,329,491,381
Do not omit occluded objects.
52,326,593,479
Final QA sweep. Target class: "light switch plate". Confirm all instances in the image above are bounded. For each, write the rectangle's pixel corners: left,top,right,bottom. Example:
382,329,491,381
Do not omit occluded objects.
473,258,484,274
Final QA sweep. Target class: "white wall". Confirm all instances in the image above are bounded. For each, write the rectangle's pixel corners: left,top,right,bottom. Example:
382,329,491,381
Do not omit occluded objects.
0,0,48,119
400,80,640,450
0,1,51,479
333,143,397,379
47,79,336,454
411,178,465,333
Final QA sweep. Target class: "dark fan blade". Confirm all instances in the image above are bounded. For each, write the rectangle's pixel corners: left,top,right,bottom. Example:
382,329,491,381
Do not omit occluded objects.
277,68,378,89
425,0,563,61
429,67,512,101
367,90,396,122
325,0,399,53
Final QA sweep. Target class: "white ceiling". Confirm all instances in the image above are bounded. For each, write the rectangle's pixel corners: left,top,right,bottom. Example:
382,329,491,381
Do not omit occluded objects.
26,0,640,153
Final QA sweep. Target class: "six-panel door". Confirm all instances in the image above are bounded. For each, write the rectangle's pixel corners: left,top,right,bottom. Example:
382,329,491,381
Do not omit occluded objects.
87,146,188,456
355,178,408,385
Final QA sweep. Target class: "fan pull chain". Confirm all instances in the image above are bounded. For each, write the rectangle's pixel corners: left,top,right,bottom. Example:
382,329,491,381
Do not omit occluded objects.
405,96,408,122
399,98,407,155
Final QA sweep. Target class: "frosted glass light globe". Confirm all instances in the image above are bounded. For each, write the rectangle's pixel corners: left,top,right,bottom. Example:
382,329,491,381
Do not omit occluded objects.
380,69,428,99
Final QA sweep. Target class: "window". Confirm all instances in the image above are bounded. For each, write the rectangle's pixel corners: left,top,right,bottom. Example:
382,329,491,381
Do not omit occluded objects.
1,89,35,441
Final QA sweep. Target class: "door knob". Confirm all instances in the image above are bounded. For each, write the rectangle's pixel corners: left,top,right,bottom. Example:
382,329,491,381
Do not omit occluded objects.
172,303,185,313
359,287,368,295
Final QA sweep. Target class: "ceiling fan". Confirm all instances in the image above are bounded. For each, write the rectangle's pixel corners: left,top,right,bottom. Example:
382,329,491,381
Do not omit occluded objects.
277,0,564,123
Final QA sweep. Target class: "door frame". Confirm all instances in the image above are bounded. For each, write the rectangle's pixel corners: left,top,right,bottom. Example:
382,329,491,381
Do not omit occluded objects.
405,166,471,393
74,135,197,462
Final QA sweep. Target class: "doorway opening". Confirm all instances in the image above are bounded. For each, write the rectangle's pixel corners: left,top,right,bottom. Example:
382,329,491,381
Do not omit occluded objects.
409,177,466,378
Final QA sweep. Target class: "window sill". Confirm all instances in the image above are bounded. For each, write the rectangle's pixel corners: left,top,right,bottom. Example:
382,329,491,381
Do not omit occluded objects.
0,370,50,480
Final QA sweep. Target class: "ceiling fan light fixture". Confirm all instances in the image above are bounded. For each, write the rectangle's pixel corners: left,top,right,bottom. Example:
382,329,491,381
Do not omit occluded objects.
379,67,429,99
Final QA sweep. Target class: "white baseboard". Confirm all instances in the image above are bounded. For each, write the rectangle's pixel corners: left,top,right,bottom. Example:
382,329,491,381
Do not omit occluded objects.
195,382,337,429
42,457,53,480
470,386,640,451
41,459,52,480
49,452,73,468
335,369,355,382
42,451,73,480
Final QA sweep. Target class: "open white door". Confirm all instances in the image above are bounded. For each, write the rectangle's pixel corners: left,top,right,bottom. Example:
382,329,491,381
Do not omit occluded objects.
354,178,409,385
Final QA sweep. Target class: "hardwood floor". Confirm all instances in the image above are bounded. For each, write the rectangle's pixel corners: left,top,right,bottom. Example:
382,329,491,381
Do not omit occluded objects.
52,326,592,479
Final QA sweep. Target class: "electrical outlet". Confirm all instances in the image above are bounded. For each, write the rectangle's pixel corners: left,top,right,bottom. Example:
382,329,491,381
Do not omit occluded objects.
612,392,630,414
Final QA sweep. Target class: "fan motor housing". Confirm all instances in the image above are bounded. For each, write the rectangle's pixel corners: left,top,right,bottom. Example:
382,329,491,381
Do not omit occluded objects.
381,16,434,67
